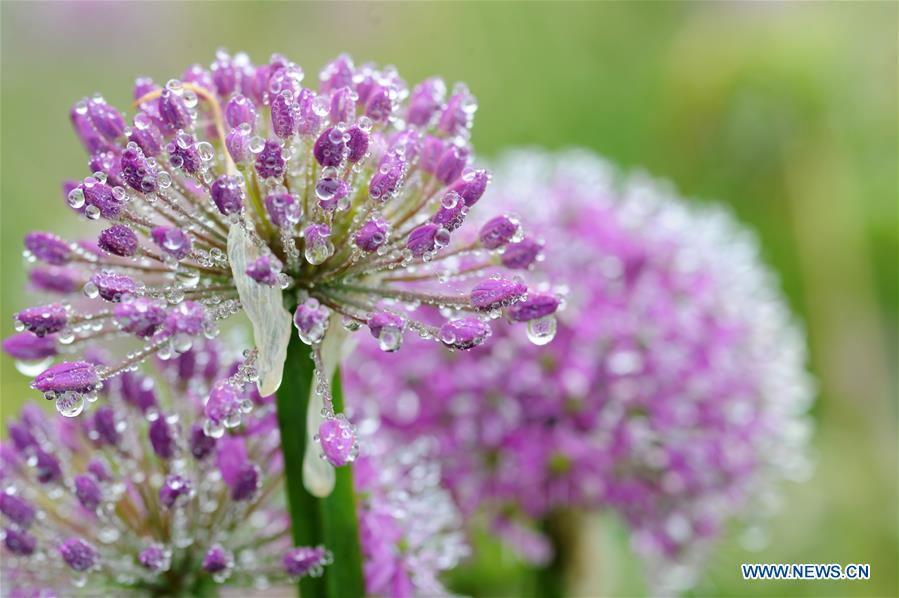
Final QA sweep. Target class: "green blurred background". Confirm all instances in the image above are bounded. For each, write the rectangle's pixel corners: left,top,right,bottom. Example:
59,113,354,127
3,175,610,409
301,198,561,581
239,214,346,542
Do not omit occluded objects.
1,2,895,596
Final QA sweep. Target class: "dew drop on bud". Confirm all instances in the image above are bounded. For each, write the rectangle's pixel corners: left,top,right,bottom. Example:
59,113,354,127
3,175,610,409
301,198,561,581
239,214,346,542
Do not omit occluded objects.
526,315,557,346
56,391,85,418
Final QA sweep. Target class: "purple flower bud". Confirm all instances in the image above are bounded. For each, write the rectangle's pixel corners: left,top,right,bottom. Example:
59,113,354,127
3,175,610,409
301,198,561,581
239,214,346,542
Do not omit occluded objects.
225,94,257,129
293,299,329,345
470,278,527,311
255,140,285,179
159,474,193,509
313,127,346,168
59,537,97,572
71,104,110,154
29,267,80,294
408,78,446,126
81,178,123,219
368,156,404,202
8,421,37,452
88,151,124,187
210,175,244,215
120,371,157,412
367,311,404,340
315,176,349,212
329,86,355,124
419,136,445,174
217,435,260,501
167,132,201,173
189,423,216,460
34,448,62,484
149,417,176,460
202,544,232,574
151,226,192,260
212,53,238,96
2,332,57,361
508,293,560,322
15,304,67,337
114,298,166,338
243,64,270,105
346,126,369,163
226,126,251,163
182,64,215,93
128,115,164,157
98,224,139,257
205,381,241,427
89,406,120,448
406,223,440,257
74,474,102,511
31,361,100,393
432,192,467,232
296,88,323,136
303,223,332,265
501,238,542,270
365,86,393,122
283,546,329,578
319,54,354,93
91,271,136,302
270,92,297,138
163,301,206,337
435,145,469,185
479,215,519,249
389,129,422,163
4,527,36,556
268,63,304,97
317,416,358,467
354,218,389,252
133,77,157,100
120,144,157,193
86,97,126,141
139,544,169,572
87,459,111,482
157,88,191,130
438,84,476,136
439,316,492,350
246,255,279,286
25,232,71,265
264,192,301,227
0,492,35,528
449,168,489,206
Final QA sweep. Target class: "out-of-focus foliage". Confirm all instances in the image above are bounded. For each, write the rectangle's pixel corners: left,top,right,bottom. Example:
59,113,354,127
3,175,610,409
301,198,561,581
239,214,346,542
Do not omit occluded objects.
1,2,895,596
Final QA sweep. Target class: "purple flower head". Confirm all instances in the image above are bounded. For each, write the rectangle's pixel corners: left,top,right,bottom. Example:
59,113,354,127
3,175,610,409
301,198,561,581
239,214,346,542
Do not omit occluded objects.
159,474,193,509
73,474,102,511
25,232,71,265
139,544,170,572
90,270,136,302
32,361,98,396
283,546,330,578
151,226,192,260
15,304,67,337
408,77,446,126
210,175,244,215
4,528,37,556
470,277,528,311
11,53,548,483
317,416,358,467
502,237,543,270
2,332,57,361
98,224,139,257
264,192,302,228
0,492,35,528
255,139,285,179
346,149,815,593
225,94,257,129
245,255,280,286
439,317,492,350
59,537,97,572
202,544,233,576
293,298,329,345
114,298,166,338
314,126,347,168
354,218,389,252
204,381,242,430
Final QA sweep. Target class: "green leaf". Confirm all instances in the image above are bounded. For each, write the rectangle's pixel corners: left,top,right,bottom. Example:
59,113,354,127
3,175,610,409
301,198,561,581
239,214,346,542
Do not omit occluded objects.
275,334,365,598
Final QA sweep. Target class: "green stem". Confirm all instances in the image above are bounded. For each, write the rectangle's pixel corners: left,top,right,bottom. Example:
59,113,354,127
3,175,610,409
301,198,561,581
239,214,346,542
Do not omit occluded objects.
534,512,572,598
275,334,365,598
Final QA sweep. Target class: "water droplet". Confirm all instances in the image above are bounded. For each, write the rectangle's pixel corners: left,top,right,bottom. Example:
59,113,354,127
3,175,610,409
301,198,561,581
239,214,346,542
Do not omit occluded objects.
56,392,85,417
526,315,557,346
